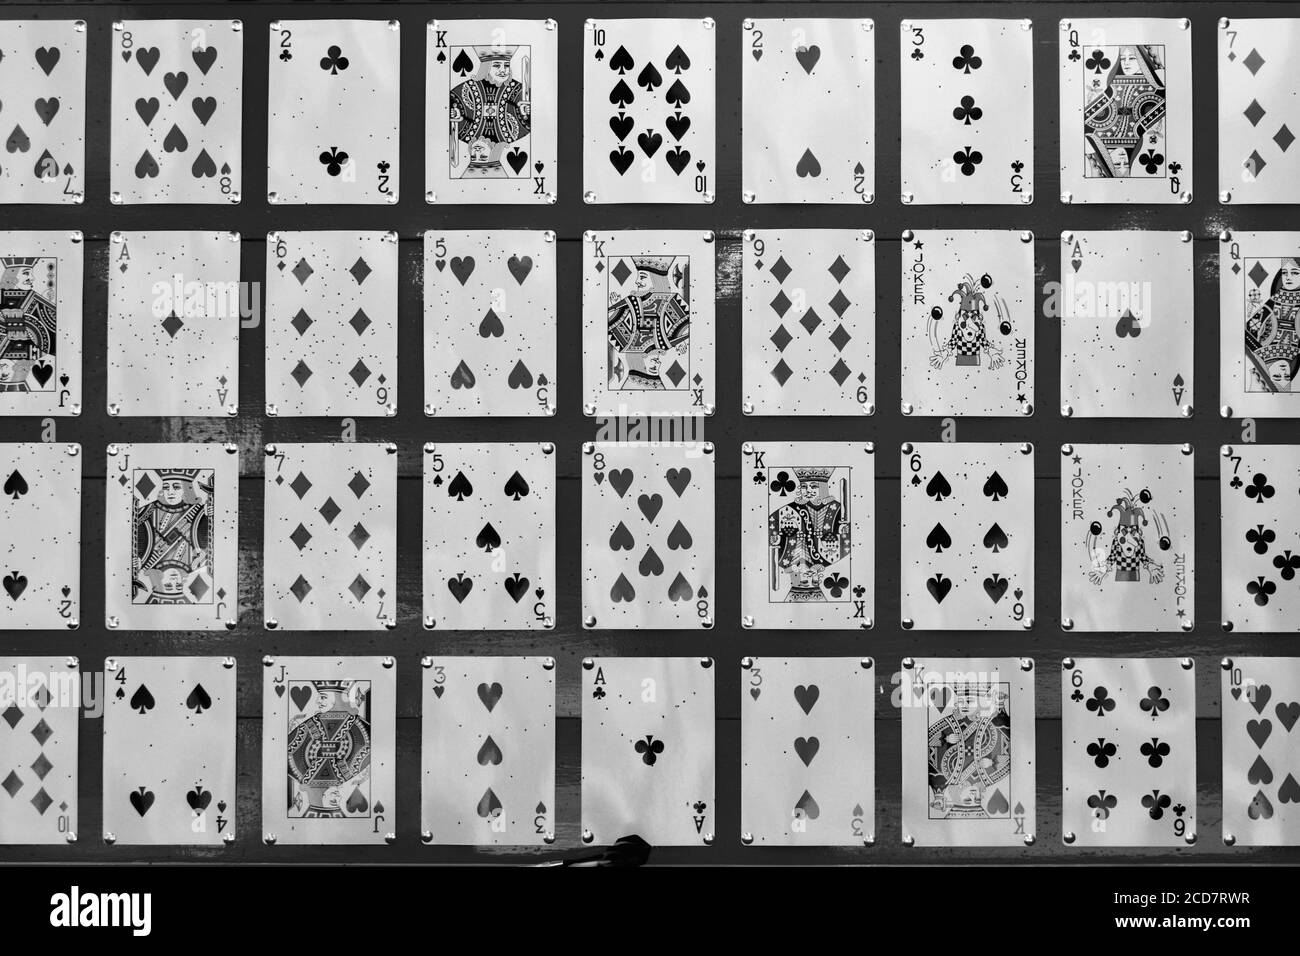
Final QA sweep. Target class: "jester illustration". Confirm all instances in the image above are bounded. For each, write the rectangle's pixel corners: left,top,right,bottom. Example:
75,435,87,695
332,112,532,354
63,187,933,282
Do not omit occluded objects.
286,680,372,819
1244,257,1300,393
1086,489,1170,585
1083,44,1167,179
448,45,531,179
607,256,690,390
131,468,214,605
768,467,851,602
927,684,1012,820
927,272,1009,371
0,255,57,393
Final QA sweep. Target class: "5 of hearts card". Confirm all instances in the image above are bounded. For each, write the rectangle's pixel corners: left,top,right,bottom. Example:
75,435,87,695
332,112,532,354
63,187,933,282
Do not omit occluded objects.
0,231,83,417
0,657,79,844
1220,231,1300,417
1222,657,1300,846
1218,19,1300,205
0,443,80,630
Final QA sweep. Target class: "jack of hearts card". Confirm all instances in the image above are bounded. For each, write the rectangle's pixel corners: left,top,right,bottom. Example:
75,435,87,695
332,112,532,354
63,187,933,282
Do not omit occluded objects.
0,443,80,630
1218,19,1300,205
0,657,79,844
1222,657,1300,846
1221,444,1300,632
1220,231,1300,418
0,231,83,417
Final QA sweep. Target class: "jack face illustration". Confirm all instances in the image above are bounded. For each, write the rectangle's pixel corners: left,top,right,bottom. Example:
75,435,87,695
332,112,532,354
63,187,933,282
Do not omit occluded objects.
607,256,690,391
1086,489,1170,586
448,45,532,180
132,468,214,605
928,273,1008,371
1083,44,1167,180
1245,257,1300,394
0,256,56,393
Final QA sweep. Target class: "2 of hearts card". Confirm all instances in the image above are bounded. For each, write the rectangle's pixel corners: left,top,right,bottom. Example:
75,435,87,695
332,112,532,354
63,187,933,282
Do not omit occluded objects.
0,657,79,844
1220,232,1300,417
0,443,80,630
1218,19,1300,205
1222,657,1300,846
0,231,83,417
1221,445,1300,632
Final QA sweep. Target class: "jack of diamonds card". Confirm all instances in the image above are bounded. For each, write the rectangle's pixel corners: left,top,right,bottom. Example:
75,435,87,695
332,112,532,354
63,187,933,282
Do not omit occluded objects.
741,442,874,630
900,19,1033,205
267,19,399,204
1062,657,1195,847
0,232,83,417
1219,19,1300,205
263,656,396,845
0,657,78,844
422,656,555,846
426,19,557,205
1221,445,1300,632
1220,232,1300,418
103,657,236,846
900,230,1034,416
1059,18,1193,204
1061,443,1193,632
1222,657,1300,846
0,443,80,630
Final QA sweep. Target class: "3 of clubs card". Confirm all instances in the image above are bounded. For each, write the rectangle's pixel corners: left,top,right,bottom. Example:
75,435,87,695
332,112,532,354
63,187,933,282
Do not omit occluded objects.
0,443,80,631
1220,231,1300,418
1219,19,1300,205
0,657,79,844
0,231,83,417
1221,444,1300,632
1222,657,1300,846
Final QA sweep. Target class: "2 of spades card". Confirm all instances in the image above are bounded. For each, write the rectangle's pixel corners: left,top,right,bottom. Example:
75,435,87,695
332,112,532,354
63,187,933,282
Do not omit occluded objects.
264,443,396,631
900,19,1033,205
742,229,875,416
265,231,398,417
110,19,241,204
1222,657,1300,846
583,18,716,204
1062,657,1196,847
0,231,83,417
422,657,555,846
583,230,715,418
1220,231,1300,418
103,657,235,846
424,230,557,417
263,656,396,845
1059,18,1193,204
1219,19,1300,205
423,443,555,631
741,442,874,630
900,230,1034,416
1061,230,1194,417
426,19,557,204
1061,443,1194,632
582,657,714,846
0,657,78,844
1221,445,1300,632
0,443,79,631
267,19,399,204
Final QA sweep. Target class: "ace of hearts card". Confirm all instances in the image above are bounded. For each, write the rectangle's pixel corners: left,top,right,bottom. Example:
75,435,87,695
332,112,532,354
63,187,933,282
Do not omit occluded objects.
0,443,80,631
0,231,83,417
0,657,79,844
1218,19,1300,205
1222,657,1300,846
1220,231,1300,417
1221,445,1300,632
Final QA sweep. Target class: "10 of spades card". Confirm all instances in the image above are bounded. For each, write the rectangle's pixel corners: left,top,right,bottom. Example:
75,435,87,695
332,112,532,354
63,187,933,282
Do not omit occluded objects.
1220,231,1300,417
1218,19,1300,205
1221,445,1300,632
0,443,79,631
0,657,78,844
741,442,874,630
741,658,874,846
426,19,557,204
103,657,235,846
263,656,396,845
422,657,555,846
1222,657,1300,846
901,657,1035,847
0,232,83,416
1062,657,1196,847
582,657,714,846
1061,443,1193,632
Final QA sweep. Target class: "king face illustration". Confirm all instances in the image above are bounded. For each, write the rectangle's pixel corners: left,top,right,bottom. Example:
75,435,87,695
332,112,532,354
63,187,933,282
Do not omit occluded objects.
927,685,1012,819
927,272,1009,371
449,46,531,179
607,255,691,390
1083,44,1167,179
131,468,214,605
768,466,851,602
0,255,57,393
1245,257,1300,394
1086,489,1169,585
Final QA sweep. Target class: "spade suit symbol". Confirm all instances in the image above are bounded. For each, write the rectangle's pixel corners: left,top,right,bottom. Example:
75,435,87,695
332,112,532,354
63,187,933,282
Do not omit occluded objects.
925,471,952,501
129,684,156,715
926,522,952,553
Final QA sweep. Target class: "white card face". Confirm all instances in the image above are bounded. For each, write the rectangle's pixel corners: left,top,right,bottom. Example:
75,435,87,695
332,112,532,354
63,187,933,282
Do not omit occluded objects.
740,442,874,629
1062,657,1196,847
1059,18,1193,204
423,230,557,417
583,18,717,204
742,229,875,416
426,19,557,204
423,443,556,631
582,657,714,845
583,230,715,417
740,658,874,846
0,657,78,844
1218,19,1300,205
0,232,84,416
263,443,396,631
1221,445,1300,632
901,442,1034,630
262,656,396,845
1220,232,1300,417
742,18,875,204
900,19,1034,205
421,657,555,846
265,231,398,417
1222,657,1300,846
110,19,242,204
1061,230,1194,417
901,657,1035,847
267,19,400,204
0,20,86,204
582,442,715,630
104,443,238,631
1060,444,1194,632
103,657,236,846
900,230,1035,416
0,443,79,630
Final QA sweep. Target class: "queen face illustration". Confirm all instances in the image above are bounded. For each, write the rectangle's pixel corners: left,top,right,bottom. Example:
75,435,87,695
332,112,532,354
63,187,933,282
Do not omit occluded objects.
1118,46,1144,76
1278,260,1300,292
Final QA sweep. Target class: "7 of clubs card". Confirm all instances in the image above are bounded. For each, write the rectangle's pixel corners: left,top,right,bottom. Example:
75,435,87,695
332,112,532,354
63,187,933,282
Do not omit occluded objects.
1222,657,1300,846
0,657,79,844
1220,231,1300,417
0,443,80,631
1219,19,1300,205
0,231,83,417
1221,444,1300,632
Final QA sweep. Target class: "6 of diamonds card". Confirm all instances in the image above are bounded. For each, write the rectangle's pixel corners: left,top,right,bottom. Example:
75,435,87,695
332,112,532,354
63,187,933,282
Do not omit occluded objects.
0,443,80,630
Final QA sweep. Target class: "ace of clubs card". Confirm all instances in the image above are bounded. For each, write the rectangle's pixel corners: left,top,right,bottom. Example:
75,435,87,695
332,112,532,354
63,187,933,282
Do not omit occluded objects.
1222,657,1300,846
1219,19,1300,205
0,657,78,844
0,443,80,630
1220,231,1300,418
1221,445,1300,632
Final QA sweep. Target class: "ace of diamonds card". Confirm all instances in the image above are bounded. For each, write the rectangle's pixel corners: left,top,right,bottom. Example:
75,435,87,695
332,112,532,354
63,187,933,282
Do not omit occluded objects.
1219,19,1300,205
1222,657,1300,846
1221,445,1300,632
0,443,80,631
1220,231,1300,418
0,657,79,844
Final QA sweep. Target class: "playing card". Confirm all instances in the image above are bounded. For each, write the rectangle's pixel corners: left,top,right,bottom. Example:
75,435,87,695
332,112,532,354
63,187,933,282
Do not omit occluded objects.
1222,657,1300,846
741,442,874,629
265,230,399,417
1221,445,1300,632
1062,657,1196,847
582,656,714,845
267,19,400,204
426,19,557,205
584,230,715,417
583,442,715,630
263,656,396,845
424,230,557,417
0,443,79,630
0,231,83,416
1061,230,1194,417
1220,231,1300,417
742,18,875,204
1059,18,1193,204
901,657,1035,847
742,229,875,416
1061,443,1194,632
900,19,1034,205
110,19,242,204
421,656,555,846
104,442,239,631
740,657,875,846
0,657,78,844
901,442,1034,630
0,20,85,204
583,18,717,204
106,230,241,417
103,656,236,846
1219,19,1300,204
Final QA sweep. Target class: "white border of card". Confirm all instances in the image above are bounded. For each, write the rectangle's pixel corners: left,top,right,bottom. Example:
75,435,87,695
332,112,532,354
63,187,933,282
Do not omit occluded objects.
0,657,79,844
0,443,80,631
1218,19,1300,205
901,657,1035,847
1220,231,1300,418
1221,444,1300,633
1222,657,1300,846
